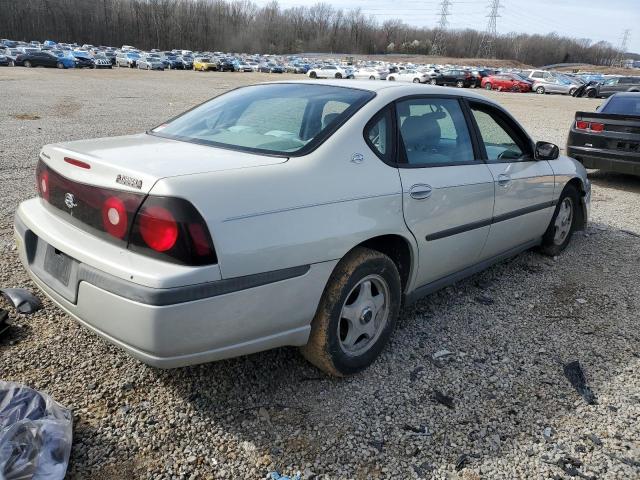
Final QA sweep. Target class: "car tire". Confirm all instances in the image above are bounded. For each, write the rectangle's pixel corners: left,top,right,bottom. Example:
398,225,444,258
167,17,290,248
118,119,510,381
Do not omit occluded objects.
388,76,395,81
300,247,401,376
57,62,64,69
536,86,545,94
413,78,420,83
309,71,317,79
24,60,32,68
540,184,580,257
335,73,342,79
456,80,465,88
369,75,375,80
586,89,596,98
9,60,15,67
484,83,492,90
430,78,437,85
569,87,577,96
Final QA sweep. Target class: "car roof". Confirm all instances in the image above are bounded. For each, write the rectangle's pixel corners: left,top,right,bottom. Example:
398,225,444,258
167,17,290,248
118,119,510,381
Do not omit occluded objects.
610,91,640,97
263,79,491,101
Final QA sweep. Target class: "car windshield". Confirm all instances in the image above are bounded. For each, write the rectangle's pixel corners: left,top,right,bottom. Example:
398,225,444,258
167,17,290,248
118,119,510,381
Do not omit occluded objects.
601,95,640,115
151,83,375,155
127,53,140,58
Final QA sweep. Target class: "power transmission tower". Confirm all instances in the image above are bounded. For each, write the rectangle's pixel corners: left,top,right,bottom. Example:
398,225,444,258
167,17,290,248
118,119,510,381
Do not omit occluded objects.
614,29,631,67
430,0,452,57
477,0,501,59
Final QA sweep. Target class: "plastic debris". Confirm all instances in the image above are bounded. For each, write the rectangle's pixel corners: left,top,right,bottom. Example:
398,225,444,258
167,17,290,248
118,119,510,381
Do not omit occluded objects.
269,471,301,480
432,349,453,360
0,288,43,314
0,381,72,479
455,454,469,471
433,390,454,409
474,294,494,306
0,310,9,337
564,361,597,405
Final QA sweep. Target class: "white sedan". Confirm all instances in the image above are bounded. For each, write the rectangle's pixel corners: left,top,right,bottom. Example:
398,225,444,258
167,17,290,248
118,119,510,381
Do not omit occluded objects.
387,69,431,83
308,65,349,79
353,67,387,80
15,81,590,376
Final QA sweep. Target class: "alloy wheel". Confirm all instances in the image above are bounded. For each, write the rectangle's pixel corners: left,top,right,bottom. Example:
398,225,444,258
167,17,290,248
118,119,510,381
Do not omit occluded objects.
553,197,573,245
337,274,390,356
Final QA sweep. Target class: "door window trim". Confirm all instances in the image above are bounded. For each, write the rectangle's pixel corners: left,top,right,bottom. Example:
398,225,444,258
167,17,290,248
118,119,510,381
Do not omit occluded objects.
464,99,534,163
363,104,397,165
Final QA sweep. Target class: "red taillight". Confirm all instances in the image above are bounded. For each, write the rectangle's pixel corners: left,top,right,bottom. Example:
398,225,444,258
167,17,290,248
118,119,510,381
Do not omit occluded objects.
576,120,604,132
64,157,91,169
102,196,128,239
38,170,50,201
187,223,212,256
138,206,179,252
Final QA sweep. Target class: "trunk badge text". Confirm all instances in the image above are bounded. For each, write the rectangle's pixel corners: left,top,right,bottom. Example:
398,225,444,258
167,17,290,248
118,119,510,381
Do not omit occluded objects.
64,193,77,209
116,174,143,189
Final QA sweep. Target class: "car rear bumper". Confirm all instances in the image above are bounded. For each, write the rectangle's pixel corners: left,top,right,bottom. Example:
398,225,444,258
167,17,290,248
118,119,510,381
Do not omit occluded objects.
568,146,640,176
14,200,335,368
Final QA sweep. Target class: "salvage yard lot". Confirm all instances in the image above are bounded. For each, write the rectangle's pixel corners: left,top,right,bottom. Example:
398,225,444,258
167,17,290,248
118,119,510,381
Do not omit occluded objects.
1,68,639,479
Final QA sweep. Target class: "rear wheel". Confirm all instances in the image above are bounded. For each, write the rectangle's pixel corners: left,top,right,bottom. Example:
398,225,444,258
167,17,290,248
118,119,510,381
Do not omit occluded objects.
388,76,395,81
335,73,343,79
536,86,545,94
24,60,32,68
56,62,64,69
413,78,420,83
430,78,437,85
586,89,596,98
301,247,401,376
569,87,577,96
484,82,492,90
369,75,375,80
540,184,580,256
456,80,464,88
309,71,317,79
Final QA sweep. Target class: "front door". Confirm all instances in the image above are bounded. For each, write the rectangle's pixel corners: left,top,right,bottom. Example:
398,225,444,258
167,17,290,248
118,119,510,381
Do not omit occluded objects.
394,97,495,287
467,102,556,259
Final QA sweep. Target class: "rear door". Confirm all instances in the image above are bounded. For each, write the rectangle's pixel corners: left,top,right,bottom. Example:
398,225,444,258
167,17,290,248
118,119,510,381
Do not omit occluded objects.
394,96,495,286
467,101,555,259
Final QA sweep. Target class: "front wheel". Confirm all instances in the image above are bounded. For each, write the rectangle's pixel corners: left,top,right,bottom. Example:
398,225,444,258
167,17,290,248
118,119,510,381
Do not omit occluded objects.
335,73,342,79
369,75,375,80
536,86,545,94
24,60,32,68
413,78,420,83
57,62,64,69
309,71,317,79
569,87,577,96
484,82,492,90
456,80,465,88
540,184,580,256
430,78,437,85
301,247,401,376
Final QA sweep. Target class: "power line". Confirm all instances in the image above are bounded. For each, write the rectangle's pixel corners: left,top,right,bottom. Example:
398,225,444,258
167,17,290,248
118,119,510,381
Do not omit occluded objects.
430,0,451,56
477,0,501,59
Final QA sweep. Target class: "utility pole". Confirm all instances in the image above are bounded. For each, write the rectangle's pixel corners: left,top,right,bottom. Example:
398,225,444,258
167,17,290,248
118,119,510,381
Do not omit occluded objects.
430,0,451,57
477,0,501,59
614,29,631,67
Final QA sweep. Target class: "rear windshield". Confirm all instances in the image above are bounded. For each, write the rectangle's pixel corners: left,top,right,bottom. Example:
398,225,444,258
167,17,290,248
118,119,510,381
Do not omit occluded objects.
601,95,640,115
151,83,375,156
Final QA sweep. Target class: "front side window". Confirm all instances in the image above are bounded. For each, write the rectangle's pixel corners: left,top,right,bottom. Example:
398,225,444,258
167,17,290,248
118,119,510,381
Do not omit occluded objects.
470,104,527,161
152,84,374,155
604,78,619,86
396,98,475,166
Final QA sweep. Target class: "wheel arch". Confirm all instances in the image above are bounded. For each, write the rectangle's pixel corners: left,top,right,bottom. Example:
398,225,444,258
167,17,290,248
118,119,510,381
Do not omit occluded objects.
565,177,588,231
351,234,417,295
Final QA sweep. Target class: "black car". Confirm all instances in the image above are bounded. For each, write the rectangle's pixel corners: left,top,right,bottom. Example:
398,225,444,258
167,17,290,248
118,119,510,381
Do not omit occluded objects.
583,76,640,98
161,54,184,69
431,69,474,88
567,92,640,175
0,53,9,66
15,51,61,68
217,59,235,72
71,53,95,68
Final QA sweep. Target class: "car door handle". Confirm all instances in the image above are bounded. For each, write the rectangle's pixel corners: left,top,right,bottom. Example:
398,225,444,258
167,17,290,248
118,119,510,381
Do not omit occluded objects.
409,184,433,200
497,174,511,187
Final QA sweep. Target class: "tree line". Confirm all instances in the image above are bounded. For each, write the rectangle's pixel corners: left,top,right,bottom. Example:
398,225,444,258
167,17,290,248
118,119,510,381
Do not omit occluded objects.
0,0,623,66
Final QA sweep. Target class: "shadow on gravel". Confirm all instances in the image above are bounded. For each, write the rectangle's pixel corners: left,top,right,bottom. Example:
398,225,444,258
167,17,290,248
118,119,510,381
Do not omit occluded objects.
588,170,640,193
143,228,640,478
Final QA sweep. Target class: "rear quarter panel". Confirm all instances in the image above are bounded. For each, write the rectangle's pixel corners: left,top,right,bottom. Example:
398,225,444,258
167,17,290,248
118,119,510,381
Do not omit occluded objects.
150,94,417,280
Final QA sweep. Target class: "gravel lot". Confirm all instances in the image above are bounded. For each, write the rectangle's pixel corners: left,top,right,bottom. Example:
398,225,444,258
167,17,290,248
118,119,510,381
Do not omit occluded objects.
1,68,639,480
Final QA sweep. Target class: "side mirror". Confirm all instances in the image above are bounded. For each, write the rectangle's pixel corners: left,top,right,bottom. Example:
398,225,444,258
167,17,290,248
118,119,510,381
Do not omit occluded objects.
535,141,559,161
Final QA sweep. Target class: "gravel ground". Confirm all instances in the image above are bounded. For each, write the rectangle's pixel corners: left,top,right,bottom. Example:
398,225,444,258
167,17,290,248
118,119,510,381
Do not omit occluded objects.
1,68,639,480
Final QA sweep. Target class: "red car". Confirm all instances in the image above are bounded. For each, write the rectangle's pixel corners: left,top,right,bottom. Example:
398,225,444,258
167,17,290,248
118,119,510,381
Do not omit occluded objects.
481,74,532,93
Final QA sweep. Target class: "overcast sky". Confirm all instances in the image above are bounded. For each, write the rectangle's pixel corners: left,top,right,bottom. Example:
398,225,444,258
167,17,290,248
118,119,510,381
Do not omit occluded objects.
254,0,639,53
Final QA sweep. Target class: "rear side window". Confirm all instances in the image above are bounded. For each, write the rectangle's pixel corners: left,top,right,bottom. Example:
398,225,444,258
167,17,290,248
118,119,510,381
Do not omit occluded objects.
152,84,374,156
601,96,640,115
364,107,394,162
396,98,475,166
